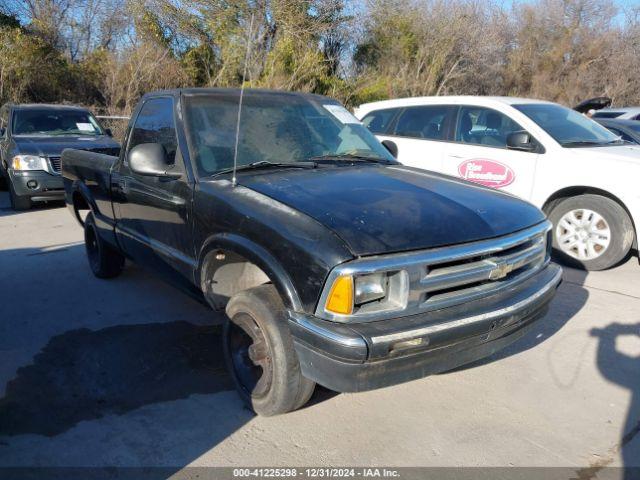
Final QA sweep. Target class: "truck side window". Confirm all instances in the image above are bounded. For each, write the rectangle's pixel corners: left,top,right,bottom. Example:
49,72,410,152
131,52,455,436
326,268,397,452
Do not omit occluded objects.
129,97,178,164
361,108,400,134
393,106,450,140
455,106,524,149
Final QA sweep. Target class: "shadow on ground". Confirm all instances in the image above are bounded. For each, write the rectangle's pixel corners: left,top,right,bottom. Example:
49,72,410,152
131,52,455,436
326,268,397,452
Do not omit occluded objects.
588,321,640,478
0,239,334,471
0,198,65,218
0,321,232,437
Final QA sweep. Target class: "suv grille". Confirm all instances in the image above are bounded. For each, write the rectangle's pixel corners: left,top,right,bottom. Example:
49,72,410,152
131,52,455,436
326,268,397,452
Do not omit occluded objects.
48,156,61,173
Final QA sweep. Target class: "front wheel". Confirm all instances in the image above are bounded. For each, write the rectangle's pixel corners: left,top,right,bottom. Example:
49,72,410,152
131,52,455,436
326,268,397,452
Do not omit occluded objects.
549,194,634,271
224,284,315,415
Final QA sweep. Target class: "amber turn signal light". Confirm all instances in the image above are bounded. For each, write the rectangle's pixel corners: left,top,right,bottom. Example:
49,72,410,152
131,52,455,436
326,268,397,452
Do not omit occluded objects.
325,275,354,315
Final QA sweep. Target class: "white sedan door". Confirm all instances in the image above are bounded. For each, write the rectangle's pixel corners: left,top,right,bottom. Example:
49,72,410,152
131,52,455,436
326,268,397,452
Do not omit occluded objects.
440,106,539,201
364,105,456,173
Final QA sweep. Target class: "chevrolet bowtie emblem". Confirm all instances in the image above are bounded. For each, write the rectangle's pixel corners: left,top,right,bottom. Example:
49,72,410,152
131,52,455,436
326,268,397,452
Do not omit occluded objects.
489,261,514,280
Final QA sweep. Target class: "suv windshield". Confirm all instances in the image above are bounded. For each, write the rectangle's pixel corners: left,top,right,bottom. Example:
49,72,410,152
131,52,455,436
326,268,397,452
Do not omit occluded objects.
514,103,620,147
12,108,104,136
184,91,395,177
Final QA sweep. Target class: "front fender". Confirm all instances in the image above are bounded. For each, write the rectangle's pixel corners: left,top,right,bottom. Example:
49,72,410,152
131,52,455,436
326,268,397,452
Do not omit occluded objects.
197,232,302,311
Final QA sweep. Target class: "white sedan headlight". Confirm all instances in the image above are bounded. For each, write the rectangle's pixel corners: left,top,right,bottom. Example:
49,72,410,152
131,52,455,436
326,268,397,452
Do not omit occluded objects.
12,155,47,171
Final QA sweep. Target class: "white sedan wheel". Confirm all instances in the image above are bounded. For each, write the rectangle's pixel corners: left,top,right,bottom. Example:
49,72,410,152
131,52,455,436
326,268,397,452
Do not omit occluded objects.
556,208,611,260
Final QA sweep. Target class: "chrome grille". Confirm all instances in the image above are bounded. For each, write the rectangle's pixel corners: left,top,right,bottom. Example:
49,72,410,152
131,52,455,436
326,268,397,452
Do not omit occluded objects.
48,156,61,173
316,220,552,323
417,230,547,312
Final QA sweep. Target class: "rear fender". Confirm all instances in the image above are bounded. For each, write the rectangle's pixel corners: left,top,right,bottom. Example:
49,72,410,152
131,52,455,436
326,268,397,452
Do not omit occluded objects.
70,180,119,249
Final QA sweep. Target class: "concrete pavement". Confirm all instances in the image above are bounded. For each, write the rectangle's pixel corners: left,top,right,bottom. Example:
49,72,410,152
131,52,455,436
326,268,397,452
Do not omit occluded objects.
0,193,638,472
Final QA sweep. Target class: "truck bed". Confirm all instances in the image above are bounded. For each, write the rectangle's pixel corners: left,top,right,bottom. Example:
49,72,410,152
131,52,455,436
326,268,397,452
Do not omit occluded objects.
61,148,119,233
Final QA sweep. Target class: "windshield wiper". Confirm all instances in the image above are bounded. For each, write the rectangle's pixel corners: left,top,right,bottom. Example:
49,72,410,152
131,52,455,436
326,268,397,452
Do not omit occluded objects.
561,140,607,147
308,153,390,163
208,160,317,178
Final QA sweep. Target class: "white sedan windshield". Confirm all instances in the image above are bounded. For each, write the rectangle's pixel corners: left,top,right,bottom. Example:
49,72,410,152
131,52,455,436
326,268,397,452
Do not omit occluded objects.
514,103,621,147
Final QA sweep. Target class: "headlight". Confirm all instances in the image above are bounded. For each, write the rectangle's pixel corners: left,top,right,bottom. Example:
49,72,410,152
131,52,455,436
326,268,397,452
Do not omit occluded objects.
12,155,47,171
324,270,409,317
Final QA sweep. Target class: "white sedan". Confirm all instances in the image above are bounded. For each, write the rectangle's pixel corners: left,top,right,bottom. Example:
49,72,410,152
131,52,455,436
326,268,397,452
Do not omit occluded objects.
355,96,639,270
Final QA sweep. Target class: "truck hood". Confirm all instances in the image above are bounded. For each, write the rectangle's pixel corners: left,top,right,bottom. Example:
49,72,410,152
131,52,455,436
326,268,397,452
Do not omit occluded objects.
12,135,120,157
238,165,546,256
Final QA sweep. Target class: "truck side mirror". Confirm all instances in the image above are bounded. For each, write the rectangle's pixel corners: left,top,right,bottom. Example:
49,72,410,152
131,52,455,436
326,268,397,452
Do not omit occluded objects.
128,143,181,178
382,140,398,158
506,131,536,152
105,128,113,137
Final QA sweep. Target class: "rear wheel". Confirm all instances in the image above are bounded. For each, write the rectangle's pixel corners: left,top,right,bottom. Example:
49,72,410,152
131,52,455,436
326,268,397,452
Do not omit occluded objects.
84,212,125,278
549,194,634,271
9,180,31,210
224,284,315,416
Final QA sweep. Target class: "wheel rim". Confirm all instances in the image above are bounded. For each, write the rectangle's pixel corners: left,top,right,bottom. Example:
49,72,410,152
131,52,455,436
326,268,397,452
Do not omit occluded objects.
227,313,272,398
556,208,611,261
85,225,101,271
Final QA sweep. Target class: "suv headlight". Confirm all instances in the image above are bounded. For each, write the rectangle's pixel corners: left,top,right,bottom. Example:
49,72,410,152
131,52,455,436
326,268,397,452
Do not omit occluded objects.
12,155,47,171
324,270,409,317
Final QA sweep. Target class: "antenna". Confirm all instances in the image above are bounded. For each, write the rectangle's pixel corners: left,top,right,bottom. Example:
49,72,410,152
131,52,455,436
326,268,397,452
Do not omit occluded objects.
232,13,255,187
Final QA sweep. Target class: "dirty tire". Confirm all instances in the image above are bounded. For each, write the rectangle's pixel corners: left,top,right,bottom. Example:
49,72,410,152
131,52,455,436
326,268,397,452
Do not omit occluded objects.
224,284,315,416
549,194,634,271
9,180,31,210
84,212,125,278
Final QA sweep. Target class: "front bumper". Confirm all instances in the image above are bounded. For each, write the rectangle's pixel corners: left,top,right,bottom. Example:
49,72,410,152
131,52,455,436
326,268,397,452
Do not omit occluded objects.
9,170,64,201
288,263,562,392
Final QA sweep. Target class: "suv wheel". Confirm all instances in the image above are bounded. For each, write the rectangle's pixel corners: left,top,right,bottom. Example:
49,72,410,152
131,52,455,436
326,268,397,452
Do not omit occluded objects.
84,212,125,278
9,180,31,210
549,194,634,271
224,284,315,415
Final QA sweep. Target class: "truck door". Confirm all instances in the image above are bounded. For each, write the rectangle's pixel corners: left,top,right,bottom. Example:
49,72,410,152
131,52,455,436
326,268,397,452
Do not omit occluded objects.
371,105,455,173
112,96,197,290
441,106,539,200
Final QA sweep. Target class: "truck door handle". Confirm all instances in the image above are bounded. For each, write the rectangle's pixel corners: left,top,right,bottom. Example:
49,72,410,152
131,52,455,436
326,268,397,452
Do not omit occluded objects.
119,178,129,193
448,154,463,159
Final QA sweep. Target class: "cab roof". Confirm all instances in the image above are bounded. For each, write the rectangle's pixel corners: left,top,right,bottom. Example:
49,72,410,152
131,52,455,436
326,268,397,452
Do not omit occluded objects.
10,103,89,111
144,87,334,103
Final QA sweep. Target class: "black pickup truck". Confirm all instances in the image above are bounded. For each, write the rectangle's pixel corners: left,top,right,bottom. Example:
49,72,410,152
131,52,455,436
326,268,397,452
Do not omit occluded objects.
62,88,562,415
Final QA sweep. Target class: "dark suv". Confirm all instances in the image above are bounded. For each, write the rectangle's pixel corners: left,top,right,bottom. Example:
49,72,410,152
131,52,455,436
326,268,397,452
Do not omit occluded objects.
0,103,120,210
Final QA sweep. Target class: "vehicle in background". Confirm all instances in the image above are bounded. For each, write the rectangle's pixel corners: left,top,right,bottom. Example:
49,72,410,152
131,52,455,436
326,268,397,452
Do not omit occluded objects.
0,103,120,210
592,107,640,120
355,96,639,271
574,97,612,117
595,118,640,145
61,88,560,415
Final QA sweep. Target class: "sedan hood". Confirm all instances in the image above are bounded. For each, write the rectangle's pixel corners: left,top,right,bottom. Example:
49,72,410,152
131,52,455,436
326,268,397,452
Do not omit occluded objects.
238,165,546,256
13,135,120,157
576,144,640,164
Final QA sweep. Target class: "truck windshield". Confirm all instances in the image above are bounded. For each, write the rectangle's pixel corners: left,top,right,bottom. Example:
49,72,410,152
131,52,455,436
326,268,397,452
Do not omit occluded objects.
183,92,395,177
514,103,620,147
12,109,104,136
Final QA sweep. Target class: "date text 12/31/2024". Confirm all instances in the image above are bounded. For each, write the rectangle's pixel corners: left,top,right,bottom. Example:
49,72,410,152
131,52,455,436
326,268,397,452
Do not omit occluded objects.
233,468,400,478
